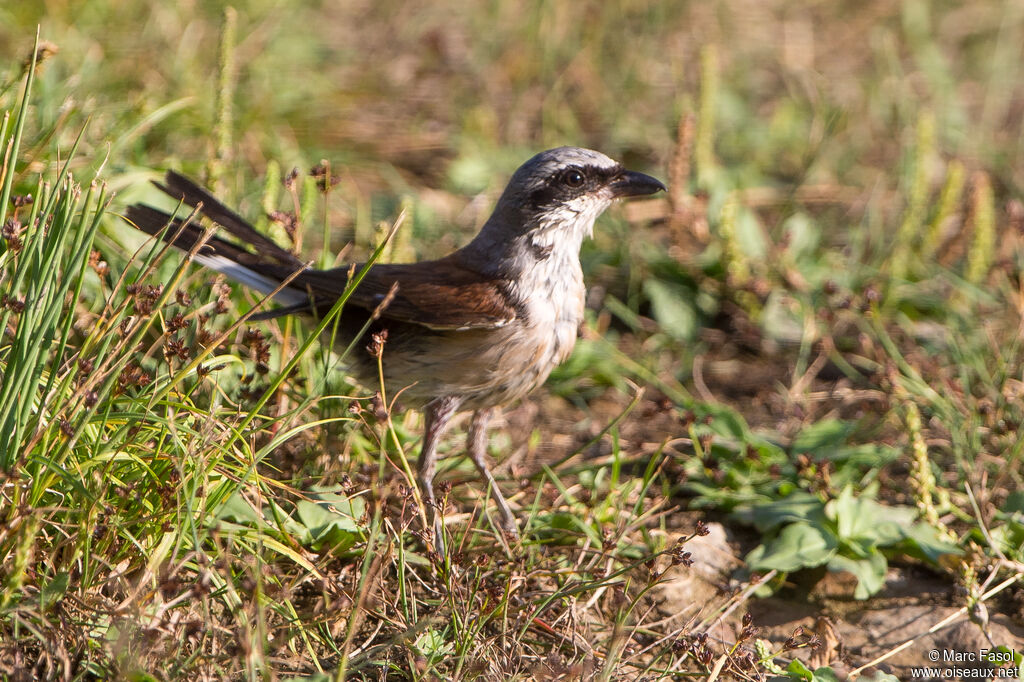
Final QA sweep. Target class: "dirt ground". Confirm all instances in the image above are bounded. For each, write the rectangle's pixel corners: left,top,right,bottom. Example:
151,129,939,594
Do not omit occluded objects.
502,343,1024,678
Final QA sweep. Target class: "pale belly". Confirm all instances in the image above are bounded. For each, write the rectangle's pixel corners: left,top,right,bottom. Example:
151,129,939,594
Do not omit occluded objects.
375,289,584,411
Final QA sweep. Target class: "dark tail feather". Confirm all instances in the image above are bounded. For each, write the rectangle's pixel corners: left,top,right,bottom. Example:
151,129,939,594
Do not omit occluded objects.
155,170,304,269
123,174,311,308
123,203,276,271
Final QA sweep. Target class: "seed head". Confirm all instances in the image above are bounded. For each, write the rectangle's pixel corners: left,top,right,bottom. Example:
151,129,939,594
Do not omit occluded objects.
366,329,388,358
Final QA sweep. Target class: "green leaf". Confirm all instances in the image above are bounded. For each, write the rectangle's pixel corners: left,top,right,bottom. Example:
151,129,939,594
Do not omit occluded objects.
1002,491,1024,515
828,486,915,547
756,639,785,674
828,552,887,599
809,667,842,682
215,492,267,527
643,278,698,342
126,673,161,682
534,511,603,546
761,291,804,344
782,212,820,261
779,660,843,682
900,523,962,563
686,482,772,511
748,522,837,572
40,572,70,611
818,443,900,468
792,419,855,452
702,403,755,441
784,659,814,680
294,499,358,533
414,628,454,658
734,491,826,532
293,492,365,553
735,204,768,259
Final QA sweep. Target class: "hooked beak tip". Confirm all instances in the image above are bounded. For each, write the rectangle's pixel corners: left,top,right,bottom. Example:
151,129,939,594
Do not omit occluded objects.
610,170,667,198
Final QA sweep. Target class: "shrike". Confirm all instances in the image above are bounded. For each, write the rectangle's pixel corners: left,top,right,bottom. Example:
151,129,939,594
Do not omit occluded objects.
125,147,665,550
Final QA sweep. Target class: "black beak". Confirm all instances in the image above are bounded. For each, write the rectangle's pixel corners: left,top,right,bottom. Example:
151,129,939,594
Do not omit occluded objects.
609,170,667,198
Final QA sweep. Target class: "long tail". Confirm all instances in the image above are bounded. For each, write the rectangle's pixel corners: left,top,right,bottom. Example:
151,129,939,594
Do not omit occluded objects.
123,171,310,310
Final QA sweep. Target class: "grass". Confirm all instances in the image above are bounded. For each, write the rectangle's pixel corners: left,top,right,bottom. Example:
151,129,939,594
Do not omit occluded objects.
2,1,1024,680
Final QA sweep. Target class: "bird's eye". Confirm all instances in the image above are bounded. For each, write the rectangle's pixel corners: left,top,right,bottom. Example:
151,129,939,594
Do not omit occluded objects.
561,169,585,188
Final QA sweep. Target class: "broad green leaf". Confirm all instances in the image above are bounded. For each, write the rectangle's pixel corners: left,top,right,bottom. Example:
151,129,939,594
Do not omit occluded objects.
828,551,887,599
734,491,826,532
828,486,915,546
702,403,755,441
784,659,814,680
294,494,364,553
748,522,837,572
643,278,698,342
1003,491,1024,515
40,572,70,611
216,492,267,527
809,667,842,682
761,291,803,344
414,628,454,658
900,523,962,563
817,443,900,468
779,659,843,682
735,204,768,258
782,212,820,261
792,419,855,452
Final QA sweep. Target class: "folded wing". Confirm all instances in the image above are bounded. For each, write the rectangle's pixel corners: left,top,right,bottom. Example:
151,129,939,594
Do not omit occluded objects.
123,171,518,331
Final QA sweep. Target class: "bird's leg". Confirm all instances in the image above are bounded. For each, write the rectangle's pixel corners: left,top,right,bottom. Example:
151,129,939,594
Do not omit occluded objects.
418,396,461,554
467,408,519,537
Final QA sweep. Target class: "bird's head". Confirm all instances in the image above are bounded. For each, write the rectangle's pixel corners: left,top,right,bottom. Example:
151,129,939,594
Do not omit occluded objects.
468,147,665,273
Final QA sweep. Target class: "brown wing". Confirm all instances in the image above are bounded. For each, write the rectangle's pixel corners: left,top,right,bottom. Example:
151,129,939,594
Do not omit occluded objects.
127,171,516,331
298,256,518,331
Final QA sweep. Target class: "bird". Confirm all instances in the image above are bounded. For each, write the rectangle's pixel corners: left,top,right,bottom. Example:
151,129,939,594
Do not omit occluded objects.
124,146,665,550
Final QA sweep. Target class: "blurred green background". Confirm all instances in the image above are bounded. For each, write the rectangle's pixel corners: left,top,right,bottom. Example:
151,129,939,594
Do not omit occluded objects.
2,1,1024,678
6,1,1019,203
